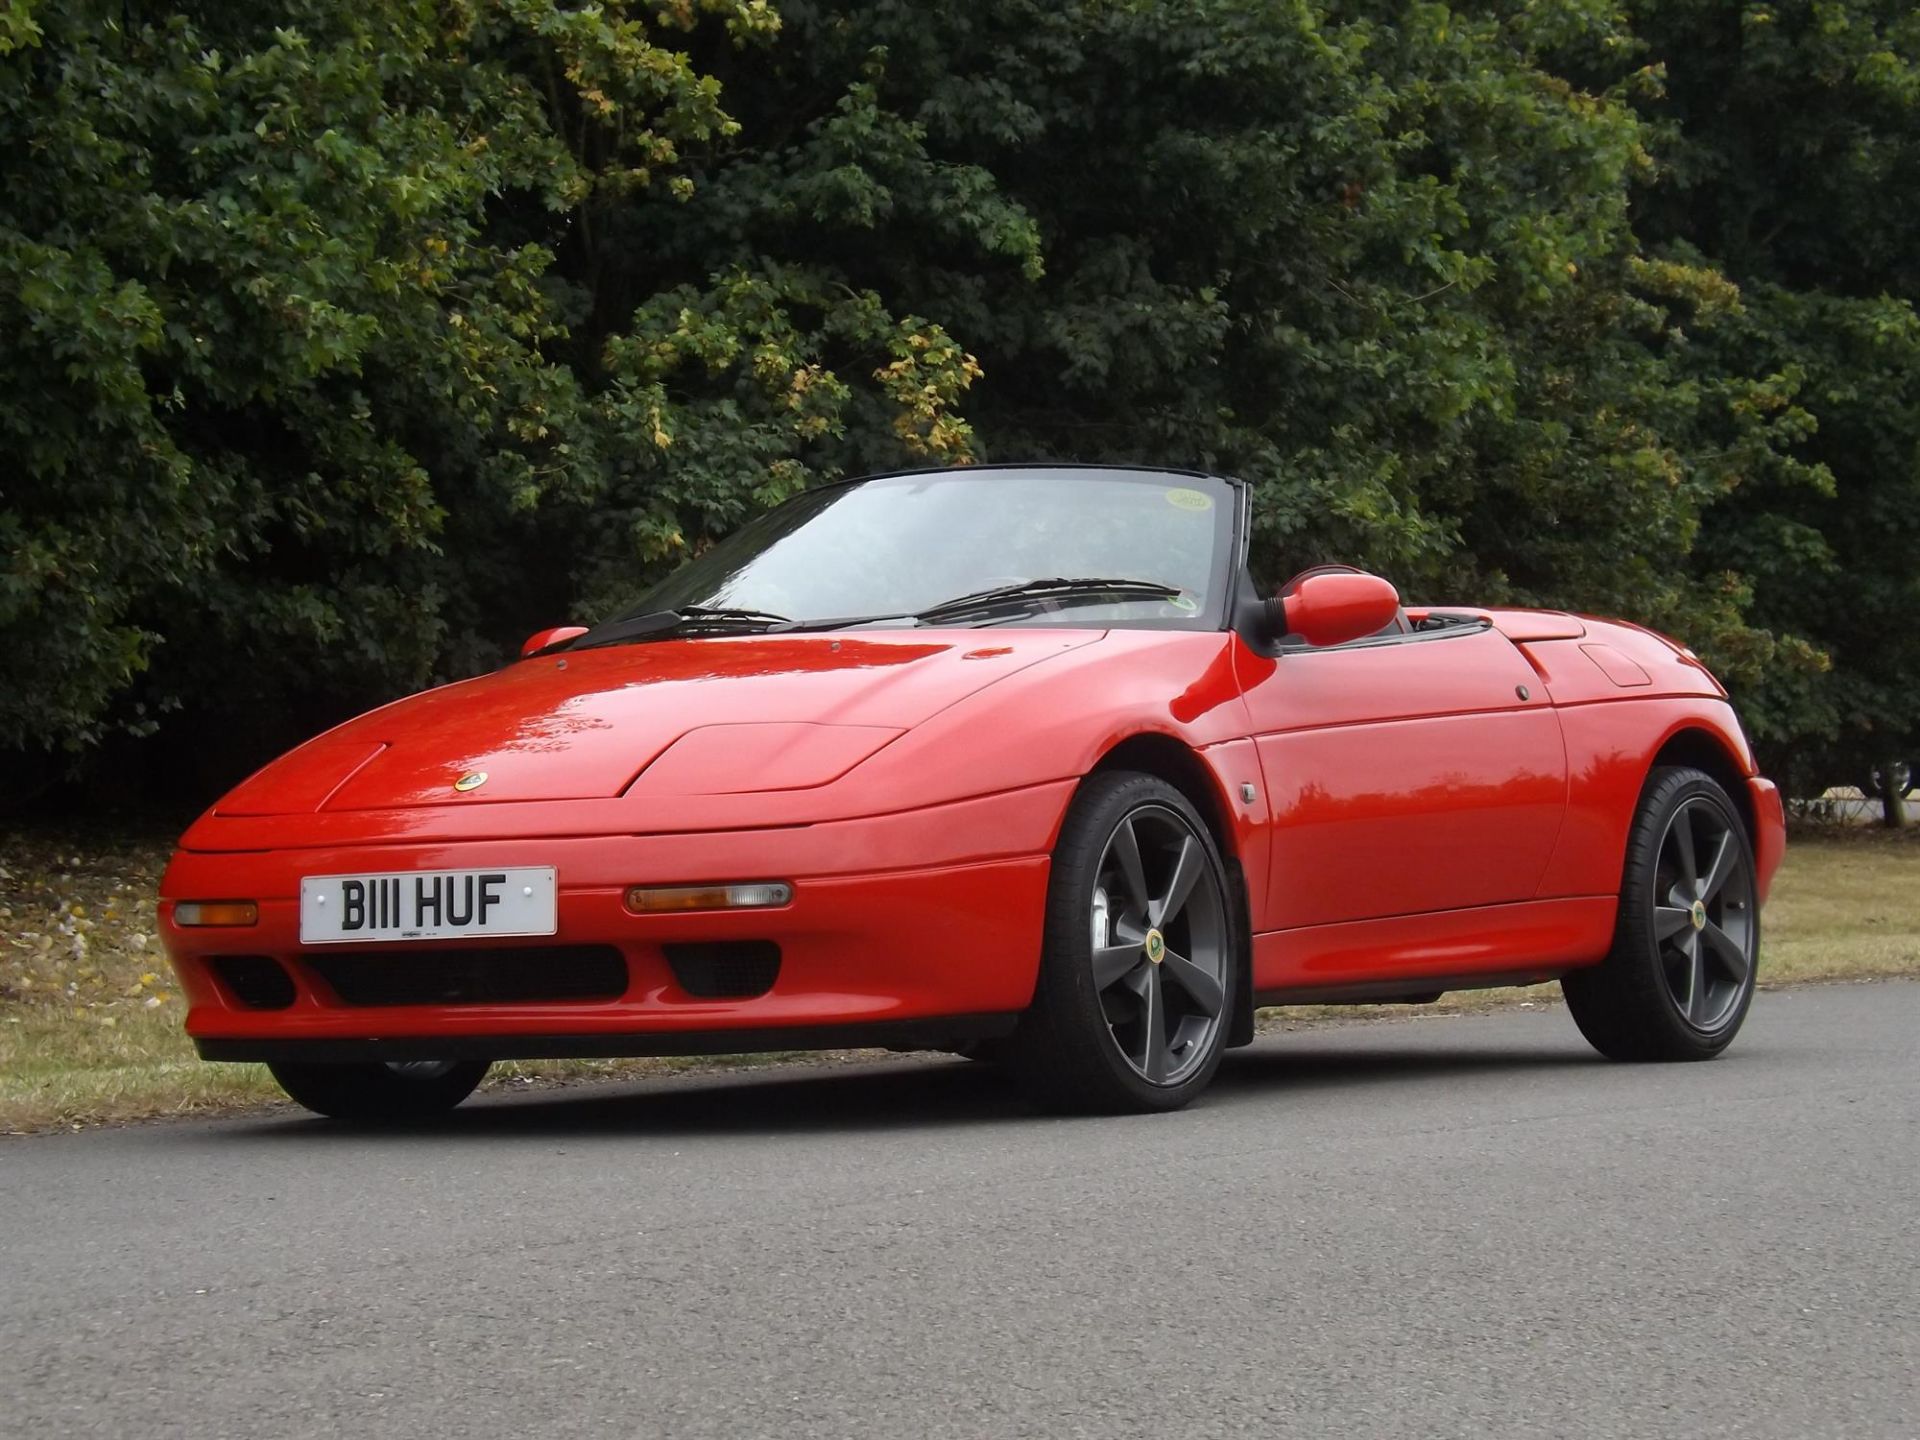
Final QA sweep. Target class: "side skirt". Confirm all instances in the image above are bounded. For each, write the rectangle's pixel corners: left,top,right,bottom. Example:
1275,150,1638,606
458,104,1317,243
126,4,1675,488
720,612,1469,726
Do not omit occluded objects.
1256,970,1570,1007
1251,895,1616,1003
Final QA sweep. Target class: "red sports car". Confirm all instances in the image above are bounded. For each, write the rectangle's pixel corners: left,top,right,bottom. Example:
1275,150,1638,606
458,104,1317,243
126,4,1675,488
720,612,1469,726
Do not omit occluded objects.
160,465,1785,1119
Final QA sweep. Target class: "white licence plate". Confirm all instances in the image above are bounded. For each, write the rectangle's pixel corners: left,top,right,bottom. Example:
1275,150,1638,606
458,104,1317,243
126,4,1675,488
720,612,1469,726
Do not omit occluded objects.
299,867,557,945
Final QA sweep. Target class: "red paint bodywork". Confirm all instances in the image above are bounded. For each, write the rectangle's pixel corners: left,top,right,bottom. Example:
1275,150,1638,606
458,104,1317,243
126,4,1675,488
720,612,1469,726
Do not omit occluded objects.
162,606,1786,1060
1280,571,1402,647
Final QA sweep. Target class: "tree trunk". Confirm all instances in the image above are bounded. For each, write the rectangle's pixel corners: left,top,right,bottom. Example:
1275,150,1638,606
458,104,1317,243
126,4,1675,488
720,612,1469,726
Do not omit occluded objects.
1875,763,1910,829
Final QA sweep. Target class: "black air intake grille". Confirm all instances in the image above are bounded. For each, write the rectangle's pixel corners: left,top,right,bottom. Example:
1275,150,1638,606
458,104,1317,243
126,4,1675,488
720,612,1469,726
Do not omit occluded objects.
305,946,628,1007
212,955,296,1010
663,941,781,999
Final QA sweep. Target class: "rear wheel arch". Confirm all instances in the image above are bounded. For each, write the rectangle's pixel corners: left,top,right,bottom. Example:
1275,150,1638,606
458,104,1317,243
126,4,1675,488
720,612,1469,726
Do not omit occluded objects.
1563,763,1759,1061
1086,734,1255,1047
1650,727,1756,851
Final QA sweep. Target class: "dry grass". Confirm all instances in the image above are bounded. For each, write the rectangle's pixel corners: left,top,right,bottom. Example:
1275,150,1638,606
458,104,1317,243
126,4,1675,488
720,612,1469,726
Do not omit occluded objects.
1752,826,1920,981
4,824,1915,1133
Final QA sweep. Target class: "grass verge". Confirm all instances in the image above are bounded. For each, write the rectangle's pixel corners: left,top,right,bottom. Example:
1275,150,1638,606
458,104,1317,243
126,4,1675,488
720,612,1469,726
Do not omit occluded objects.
4,824,1916,1133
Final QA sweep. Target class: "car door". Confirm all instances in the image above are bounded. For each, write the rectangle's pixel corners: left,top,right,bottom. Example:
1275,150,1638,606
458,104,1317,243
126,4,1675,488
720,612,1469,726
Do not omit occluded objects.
1235,621,1568,929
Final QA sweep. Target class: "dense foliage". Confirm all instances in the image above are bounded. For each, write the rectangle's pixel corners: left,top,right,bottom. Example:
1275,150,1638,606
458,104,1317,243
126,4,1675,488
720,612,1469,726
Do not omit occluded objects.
1614,0,1920,801
0,0,978,777
1,0,1913,806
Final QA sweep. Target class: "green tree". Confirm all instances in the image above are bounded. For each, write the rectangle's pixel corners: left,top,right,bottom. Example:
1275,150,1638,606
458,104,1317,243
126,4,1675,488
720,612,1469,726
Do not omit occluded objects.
658,0,1792,674
1613,0,1920,818
7,0,1906,819
0,0,979,783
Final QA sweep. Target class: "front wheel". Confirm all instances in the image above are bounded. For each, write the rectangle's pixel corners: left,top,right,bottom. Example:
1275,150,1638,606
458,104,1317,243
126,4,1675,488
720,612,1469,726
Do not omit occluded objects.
268,1059,491,1121
1008,772,1237,1113
1563,766,1759,1061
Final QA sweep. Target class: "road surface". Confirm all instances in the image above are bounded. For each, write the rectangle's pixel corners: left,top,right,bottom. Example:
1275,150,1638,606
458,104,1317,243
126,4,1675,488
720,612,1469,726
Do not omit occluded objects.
3,983,1915,1439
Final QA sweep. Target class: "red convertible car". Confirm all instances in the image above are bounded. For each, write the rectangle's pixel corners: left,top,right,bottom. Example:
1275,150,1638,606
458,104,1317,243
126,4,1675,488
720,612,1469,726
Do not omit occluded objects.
160,465,1785,1118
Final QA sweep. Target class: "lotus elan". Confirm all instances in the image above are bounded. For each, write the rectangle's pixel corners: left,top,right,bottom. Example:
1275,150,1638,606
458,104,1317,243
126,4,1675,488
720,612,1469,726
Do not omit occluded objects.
160,466,1784,1119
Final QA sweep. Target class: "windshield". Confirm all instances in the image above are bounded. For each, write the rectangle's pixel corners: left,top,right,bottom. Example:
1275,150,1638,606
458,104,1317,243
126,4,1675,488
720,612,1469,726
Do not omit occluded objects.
607,468,1235,632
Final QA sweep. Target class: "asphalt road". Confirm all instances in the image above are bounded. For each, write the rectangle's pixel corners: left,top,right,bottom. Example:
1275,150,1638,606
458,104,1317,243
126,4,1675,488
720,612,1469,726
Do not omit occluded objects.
3,984,1916,1440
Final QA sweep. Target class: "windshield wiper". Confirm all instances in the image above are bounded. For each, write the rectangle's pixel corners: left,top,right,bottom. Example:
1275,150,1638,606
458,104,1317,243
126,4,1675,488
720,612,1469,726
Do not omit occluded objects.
572,578,1185,649
914,576,1181,622
571,605,793,650
764,578,1184,634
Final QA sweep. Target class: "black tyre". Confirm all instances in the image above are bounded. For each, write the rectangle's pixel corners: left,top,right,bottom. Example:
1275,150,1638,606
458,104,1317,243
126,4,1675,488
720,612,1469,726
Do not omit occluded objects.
268,1059,490,1121
1563,766,1759,1061
1008,772,1237,1113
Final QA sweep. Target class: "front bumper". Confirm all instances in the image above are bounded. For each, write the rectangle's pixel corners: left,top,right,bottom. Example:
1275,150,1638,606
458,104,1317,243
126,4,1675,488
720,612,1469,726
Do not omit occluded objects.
162,783,1070,1060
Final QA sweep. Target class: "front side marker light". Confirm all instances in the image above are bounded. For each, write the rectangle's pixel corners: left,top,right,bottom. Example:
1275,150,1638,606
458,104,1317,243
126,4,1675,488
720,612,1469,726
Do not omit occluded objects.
625,882,792,914
174,900,260,927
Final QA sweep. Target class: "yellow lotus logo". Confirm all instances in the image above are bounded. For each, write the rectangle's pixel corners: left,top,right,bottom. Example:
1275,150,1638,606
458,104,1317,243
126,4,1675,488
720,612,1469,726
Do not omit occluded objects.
1144,928,1166,965
453,771,489,793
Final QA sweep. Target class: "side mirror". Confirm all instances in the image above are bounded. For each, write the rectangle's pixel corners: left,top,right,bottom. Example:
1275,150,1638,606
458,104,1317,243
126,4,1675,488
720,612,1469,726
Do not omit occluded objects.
521,625,589,658
1269,571,1400,647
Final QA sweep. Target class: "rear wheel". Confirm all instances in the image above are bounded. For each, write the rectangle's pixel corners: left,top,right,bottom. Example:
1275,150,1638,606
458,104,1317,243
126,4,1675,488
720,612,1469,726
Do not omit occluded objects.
1563,766,1759,1061
268,1059,490,1121
1009,772,1236,1113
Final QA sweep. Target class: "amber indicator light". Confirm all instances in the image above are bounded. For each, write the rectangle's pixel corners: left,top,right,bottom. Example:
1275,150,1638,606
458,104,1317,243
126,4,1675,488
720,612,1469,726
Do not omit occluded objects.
624,883,792,914
174,900,260,928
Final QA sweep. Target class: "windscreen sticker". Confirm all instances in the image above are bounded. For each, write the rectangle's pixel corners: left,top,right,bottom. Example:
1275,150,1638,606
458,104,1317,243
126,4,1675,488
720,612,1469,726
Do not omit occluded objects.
1168,593,1200,614
1165,488,1213,511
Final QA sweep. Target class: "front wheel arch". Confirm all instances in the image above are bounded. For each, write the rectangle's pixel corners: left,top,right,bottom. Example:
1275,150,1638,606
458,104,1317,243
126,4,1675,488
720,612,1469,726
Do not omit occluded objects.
1010,770,1241,1111
1086,734,1255,1047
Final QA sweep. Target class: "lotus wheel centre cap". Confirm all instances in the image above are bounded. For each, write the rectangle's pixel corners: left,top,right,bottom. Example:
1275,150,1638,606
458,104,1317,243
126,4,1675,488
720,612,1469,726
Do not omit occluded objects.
1689,900,1707,931
454,771,489,793
1143,928,1166,964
